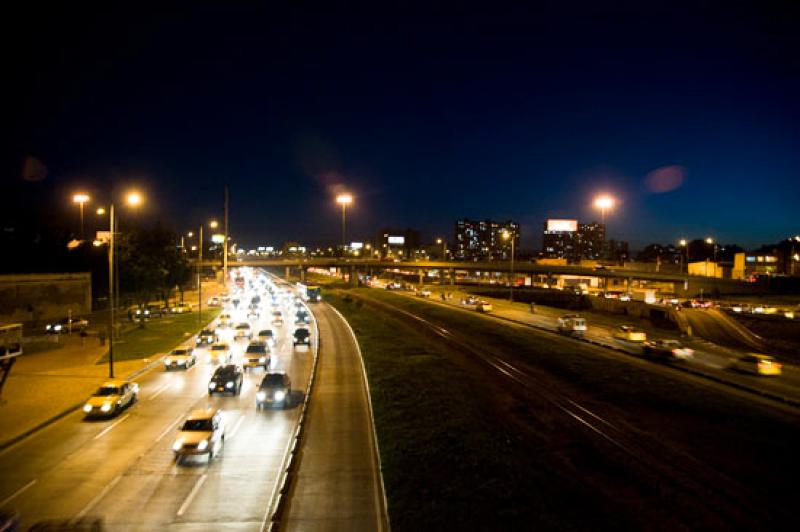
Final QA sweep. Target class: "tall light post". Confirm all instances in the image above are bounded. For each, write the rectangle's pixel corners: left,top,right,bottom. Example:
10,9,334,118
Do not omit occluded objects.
197,220,218,328
72,193,90,240
104,191,144,378
502,230,516,301
678,239,687,272
336,193,353,254
593,195,615,225
706,237,717,262
436,238,446,261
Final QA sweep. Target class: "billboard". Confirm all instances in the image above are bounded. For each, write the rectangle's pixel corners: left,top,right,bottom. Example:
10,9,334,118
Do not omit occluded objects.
387,236,405,245
546,219,578,232
350,242,364,250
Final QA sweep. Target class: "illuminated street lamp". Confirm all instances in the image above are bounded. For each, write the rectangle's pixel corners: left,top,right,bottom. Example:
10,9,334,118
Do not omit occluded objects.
502,230,516,301
593,195,615,224
336,193,353,253
436,238,447,260
96,207,106,216
72,193,90,240
196,219,219,327
678,239,688,272
106,190,144,378
706,237,717,262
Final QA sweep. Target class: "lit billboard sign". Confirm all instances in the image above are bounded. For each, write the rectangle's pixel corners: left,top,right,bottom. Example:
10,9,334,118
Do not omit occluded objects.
388,236,405,245
350,242,364,250
546,219,578,232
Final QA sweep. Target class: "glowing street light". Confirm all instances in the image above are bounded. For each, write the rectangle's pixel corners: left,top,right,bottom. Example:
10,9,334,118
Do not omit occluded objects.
705,237,717,262
593,195,615,224
126,191,143,207
336,193,353,253
436,238,446,260
678,239,688,271
72,193,90,240
96,207,106,216
502,230,516,301
209,220,219,229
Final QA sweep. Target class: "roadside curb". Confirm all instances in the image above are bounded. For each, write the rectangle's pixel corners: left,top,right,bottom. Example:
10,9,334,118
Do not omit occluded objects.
263,296,322,532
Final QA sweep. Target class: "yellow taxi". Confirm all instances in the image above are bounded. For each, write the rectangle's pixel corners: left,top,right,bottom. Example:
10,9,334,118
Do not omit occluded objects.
613,325,647,343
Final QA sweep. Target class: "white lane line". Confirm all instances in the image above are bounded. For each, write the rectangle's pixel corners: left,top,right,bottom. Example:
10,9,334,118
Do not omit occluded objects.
92,413,130,441
73,474,122,521
228,415,246,440
176,473,207,517
149,382,171,400
0,479,36,508
155,414,184,443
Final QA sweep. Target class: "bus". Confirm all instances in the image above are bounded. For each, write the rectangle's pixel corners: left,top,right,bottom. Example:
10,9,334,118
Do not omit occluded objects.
306,285,322,302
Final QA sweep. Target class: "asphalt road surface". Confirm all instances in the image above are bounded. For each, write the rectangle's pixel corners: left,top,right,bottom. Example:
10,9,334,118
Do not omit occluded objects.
0,280,314,530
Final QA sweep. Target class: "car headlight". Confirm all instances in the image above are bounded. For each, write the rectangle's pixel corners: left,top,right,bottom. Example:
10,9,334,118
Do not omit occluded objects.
100,402,112,412
256,391,266,401
46,324,52,330
54,324,62,331
164,358,172,364
208,382,216,389
172,439,184,451
83,404,92,413
274,390,286,401
226,381,234,389
197,440,209,451
178,359,186,365
259,357,266,363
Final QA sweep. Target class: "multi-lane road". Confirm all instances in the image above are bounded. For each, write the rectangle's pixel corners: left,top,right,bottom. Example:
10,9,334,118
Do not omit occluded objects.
0,273,314,529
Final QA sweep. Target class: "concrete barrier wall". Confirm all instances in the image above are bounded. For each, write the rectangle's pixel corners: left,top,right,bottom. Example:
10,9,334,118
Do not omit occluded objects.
0,273,92,325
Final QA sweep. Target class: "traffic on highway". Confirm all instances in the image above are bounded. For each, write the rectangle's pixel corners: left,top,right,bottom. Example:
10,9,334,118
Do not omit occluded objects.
0,268,316,529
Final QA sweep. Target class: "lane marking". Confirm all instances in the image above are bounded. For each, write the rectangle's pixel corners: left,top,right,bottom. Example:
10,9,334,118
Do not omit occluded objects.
73,474,122,521
228,414,246,440
176,473,207,517
155,414,184,443
92,414,130,441
149,382,171,400
0,479,36,508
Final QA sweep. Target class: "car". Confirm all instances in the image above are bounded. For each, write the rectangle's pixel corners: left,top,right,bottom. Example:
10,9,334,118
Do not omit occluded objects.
208,364,244,395
257,329,276,347
247,310,260,321
207,296,221,307
642,339,694,361
83,380,138,418
256,373,292,408
45,317,89,334
234,322,253,340
217,313,233,328
164,347,197,369
293,328,311,347
417,289,432,298
208,343,232,364
272,313,284,326
731,353,782,376
243,341,270,371
557,314,587,337
172,408,225,462
196,328,217,346
476,301,493,313
460,296,479,306
613,325,647,343
171,303,192,314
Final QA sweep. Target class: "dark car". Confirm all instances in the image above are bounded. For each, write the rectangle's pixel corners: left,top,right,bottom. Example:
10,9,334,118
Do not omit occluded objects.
643,339,695,362
196,328,217,345
257,329,275,346
208,364,244,396
256,373,292,408
293,328,311,347
295,311,310,324
45,317,89,334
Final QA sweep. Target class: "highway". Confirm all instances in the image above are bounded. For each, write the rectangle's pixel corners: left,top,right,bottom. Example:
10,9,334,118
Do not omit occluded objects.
0,272,315,529
383,286,800,405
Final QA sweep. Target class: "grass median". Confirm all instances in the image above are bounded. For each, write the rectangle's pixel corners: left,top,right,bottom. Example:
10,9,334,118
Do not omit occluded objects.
96,309,220,364
339,288,800,529
327,292,615,531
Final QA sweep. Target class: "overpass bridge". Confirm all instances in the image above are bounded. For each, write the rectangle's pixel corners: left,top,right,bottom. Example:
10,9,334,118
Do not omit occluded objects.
198,258,758,297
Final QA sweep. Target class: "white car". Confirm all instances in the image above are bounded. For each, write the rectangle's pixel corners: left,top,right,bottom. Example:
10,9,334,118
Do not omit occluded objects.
172,408,225,462
83,380,138,418
164,347,197,370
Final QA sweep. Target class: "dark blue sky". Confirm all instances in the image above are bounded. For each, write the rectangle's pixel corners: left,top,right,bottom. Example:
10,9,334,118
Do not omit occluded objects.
5,1,799,250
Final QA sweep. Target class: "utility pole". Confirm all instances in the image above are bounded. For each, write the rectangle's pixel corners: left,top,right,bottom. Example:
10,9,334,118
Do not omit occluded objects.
223,186,229,287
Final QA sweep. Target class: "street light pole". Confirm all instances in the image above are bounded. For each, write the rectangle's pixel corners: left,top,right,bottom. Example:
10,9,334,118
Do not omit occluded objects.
335,193,353,255
107,204,115,378
198,224,203,328
223,186,229,288
73,193,90,240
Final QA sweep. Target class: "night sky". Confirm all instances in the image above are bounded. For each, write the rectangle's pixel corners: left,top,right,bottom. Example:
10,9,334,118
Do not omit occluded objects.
5,2,799,251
